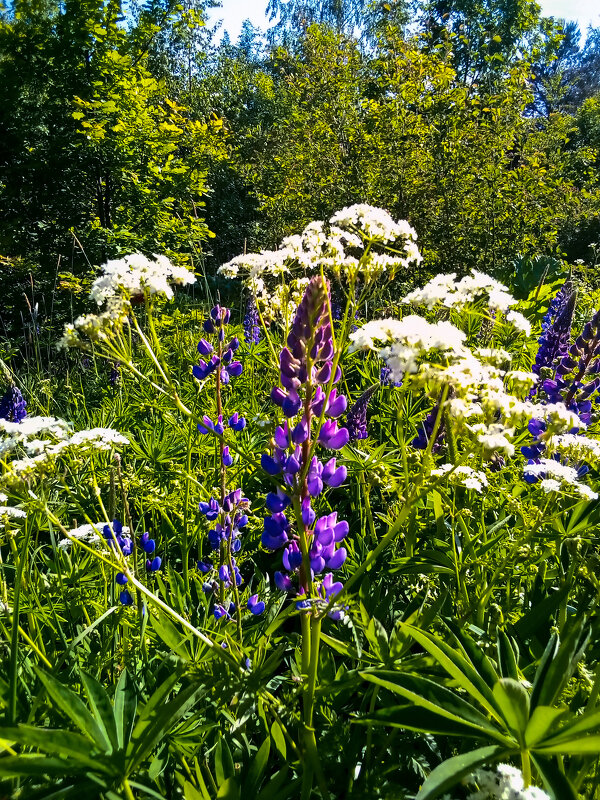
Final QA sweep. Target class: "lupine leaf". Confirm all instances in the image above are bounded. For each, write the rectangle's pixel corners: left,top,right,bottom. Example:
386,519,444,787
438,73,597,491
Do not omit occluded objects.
34,669,109,751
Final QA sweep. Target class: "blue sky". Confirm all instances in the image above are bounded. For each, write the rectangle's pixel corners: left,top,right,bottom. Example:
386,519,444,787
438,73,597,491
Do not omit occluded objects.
207,0,599,43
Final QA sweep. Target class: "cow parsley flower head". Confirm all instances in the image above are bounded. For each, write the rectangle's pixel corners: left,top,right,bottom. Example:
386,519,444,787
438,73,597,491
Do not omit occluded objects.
431,464,489,493
466,763,550,800
524,458,597,499
90,252,195,305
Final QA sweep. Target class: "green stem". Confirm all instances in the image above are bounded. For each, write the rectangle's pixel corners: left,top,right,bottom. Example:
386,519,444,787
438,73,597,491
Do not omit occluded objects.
9,521,32,724
521,750,532,788
122,777,136,800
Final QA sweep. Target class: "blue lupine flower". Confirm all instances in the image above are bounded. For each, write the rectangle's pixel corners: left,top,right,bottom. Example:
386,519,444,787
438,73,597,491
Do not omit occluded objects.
0,386,27,422
199,497,220,521
116,572,128,585
222,446,233,467
140,532,155,553
228,412,246,431
247,594,265,615
146,556,161,572
120,590,134,606
243,296,261,345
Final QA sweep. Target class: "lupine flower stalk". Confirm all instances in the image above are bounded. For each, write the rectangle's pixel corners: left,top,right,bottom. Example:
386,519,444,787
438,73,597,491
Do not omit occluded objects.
531,282,576,390
523,306,600,474
243,295,261,345
194,304,252,634
260,274,351,791
102,520,161,606
346,385,377,441
261,275,349,608
0,386,27,423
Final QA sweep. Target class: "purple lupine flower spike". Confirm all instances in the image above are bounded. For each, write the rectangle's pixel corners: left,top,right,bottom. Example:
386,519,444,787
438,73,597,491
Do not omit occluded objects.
243,295,261,344
531,282,576,394
262,275,349,614
0,386,27,422
346,385,378,442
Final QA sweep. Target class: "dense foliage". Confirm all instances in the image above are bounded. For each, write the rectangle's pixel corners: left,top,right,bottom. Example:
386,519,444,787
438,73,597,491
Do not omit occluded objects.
1,0,600,797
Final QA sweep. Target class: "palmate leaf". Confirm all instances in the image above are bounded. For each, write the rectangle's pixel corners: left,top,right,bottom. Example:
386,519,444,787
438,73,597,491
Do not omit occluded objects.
127,680,208,772
531,753,579,800
532,617,590,708
0,725,116,774
415,745,514,800
400,625,503,723
360,670,510,743
34,669,110,751
80,672,119,755
443,621,499,690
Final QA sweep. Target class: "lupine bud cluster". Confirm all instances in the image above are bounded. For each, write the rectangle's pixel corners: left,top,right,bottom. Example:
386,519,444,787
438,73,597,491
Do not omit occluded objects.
243,295,261,345
260,276,349,613
0,386,27,423
102,520,161,606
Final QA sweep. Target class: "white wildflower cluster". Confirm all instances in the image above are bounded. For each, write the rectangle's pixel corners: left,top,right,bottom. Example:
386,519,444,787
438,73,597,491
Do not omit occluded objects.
90,253,195,305
431,464,489,493
59,253,195,349
524,458,598,500
217,205,422,313
0,417,130,487
403,270,516,312
0,417,71,456
466,764,550,800
402,270,531,335
350,289,586,467
0,490,26,526
349,316,467,369
546,434,600,466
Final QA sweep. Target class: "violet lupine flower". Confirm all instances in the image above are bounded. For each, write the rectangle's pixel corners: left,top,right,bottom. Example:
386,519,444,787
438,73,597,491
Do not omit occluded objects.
531,282,576,387
346,385,378,442
102,519,132,555
0,386,27,423
261,275,349,614
412,394,446,453
247,594,265,615
243,295,261,345
380,364,402,387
